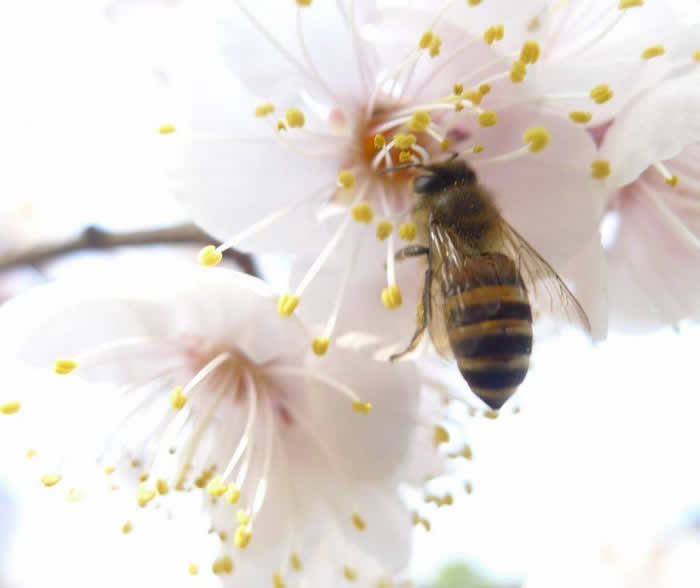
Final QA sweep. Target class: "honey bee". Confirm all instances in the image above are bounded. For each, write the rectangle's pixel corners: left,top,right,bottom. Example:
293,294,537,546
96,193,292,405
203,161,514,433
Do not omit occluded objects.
390,157,591,410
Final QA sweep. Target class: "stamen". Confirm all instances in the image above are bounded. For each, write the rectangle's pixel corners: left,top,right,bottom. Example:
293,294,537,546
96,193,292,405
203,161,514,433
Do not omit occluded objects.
409,110,431,132
483,25,505,45
188,564,199,576
54,337,170,375
212,183,334,255
344,566,358,581
285,108,306,128
265,365,369,410
399,222,417,241
1,401,21,415
653,162,679,187
590,84,614,104
569,110,593,124
433,425,450,447
337,170,356,189
376,220,394,241
221,373,258,481
255,103,276,118
352,512,366,531
296,5,340,102
40,473,62,487
519,41,541,64
198,245,222,267
54,359,78,374
468,126,550,164
591,159,611,179
510,60,527,83
381,283,402,310
158,124,176,135
478,111,498,127
212,556,234,575
312,337,330,356
250,395,276,518
641,45,665,60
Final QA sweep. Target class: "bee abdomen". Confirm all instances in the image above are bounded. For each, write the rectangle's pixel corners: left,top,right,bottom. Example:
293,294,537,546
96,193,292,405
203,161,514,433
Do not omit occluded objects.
446,284,532,410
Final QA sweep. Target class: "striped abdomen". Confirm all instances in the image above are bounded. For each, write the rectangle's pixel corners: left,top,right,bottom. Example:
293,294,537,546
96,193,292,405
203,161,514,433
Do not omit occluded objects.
444,253,533,410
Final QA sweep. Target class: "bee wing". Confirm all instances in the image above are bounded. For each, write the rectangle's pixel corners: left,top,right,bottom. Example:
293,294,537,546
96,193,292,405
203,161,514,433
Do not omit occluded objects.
497,221,592,334
428,247,454,359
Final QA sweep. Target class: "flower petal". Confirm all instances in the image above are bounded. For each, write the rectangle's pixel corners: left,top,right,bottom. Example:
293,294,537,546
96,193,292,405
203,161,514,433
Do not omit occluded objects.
600,71,700,189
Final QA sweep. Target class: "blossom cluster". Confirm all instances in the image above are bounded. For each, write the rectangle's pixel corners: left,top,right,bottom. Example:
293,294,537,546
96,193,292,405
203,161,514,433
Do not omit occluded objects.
2,0,700,586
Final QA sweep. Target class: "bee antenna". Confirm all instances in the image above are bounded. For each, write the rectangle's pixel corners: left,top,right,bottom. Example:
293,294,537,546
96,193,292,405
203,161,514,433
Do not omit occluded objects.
380,163,428,174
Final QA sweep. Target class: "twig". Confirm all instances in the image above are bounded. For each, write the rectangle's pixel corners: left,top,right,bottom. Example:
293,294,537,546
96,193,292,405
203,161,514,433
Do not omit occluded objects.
0,223,258,276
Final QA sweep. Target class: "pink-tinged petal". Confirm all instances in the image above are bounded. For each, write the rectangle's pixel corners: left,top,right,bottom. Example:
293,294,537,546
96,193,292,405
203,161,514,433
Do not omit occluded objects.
563,231,608,342
471,108,602,269
600,71,700,189
606,150,700,331
175,82,345,253
218,0,378,108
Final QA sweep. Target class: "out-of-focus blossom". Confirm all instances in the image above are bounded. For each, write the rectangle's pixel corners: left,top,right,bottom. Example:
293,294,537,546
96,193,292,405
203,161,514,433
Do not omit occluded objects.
595,69,700,330
172,0,606,343
0,264,446,585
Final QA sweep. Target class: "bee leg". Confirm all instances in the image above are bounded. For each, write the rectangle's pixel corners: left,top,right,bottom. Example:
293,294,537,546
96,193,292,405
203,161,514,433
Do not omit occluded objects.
394,245,429,263
389,267,432,361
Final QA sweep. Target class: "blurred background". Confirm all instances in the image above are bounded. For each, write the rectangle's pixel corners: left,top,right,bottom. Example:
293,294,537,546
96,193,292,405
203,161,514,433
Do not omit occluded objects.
1,1,700,587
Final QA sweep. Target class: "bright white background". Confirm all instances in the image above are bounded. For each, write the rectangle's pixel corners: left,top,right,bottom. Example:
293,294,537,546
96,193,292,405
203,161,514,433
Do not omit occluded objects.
1,1,700,587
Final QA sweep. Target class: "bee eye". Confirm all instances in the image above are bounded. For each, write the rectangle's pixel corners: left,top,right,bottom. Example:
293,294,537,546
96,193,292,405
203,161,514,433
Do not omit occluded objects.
414,174,438,194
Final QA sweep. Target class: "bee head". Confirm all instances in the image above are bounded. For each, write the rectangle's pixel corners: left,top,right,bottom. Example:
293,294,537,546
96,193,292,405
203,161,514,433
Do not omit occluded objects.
413,158,477,195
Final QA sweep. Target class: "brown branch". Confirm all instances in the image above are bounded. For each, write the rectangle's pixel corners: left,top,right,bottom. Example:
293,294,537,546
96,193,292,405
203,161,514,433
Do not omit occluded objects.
0,223,258,276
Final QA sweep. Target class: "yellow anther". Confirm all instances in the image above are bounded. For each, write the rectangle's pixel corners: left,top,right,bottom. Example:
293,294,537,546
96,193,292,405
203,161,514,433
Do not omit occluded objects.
398,222,416,241
277,120,287,131
665,175,679,187
225,485,241,504
591,159,611,179
351,202,374,224
337,170,356,189
641,45,665,60
463,90,482,105
1,401,20,415
312,336,330,356
399,150,413,163
484,409,500,419
197,245,222,267
479,83,491,95
137,483,156,507
375,220,394,241
188,564,199,576
433,425,450,447
569,110,593,124
381,283,402,309
235,525,253,549
374,134,386,150
207,476,228,497
277,293,299,316
273,572,286,588
590,84,614,104
156,479,169,495
510,60,527,83
419,30,433,49
344,566,358,581
237,510,251,526
296,0,312,5
285,108,305,128
520,40,541,64
429,36,442,58
465,481,473,494
54,359,78,375
440,138,450,151
483,24,504,45
352,513,366,531
478,111,498,127
290,553,303,571
158,124,176,135
453,83,464,96
254,103,275,117
455,101,465,112
122,521,133,534
394,133,417,149
619,0,643,8
462,445,473,459
472,144,484,153
693,50,700,61
468,0,482,4
170,386,188,410
352,401,372,414
409,110,431,132
523,126,551,152
212,556,234,575
40,473,61,487
104,465,115,475
412,511,432,532
138,472,149,482
25,449,36,459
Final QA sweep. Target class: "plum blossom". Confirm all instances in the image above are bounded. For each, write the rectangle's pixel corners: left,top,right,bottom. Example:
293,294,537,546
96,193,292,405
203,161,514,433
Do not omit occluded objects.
172,0,608,345
593,62,700,331
0,264,449,585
